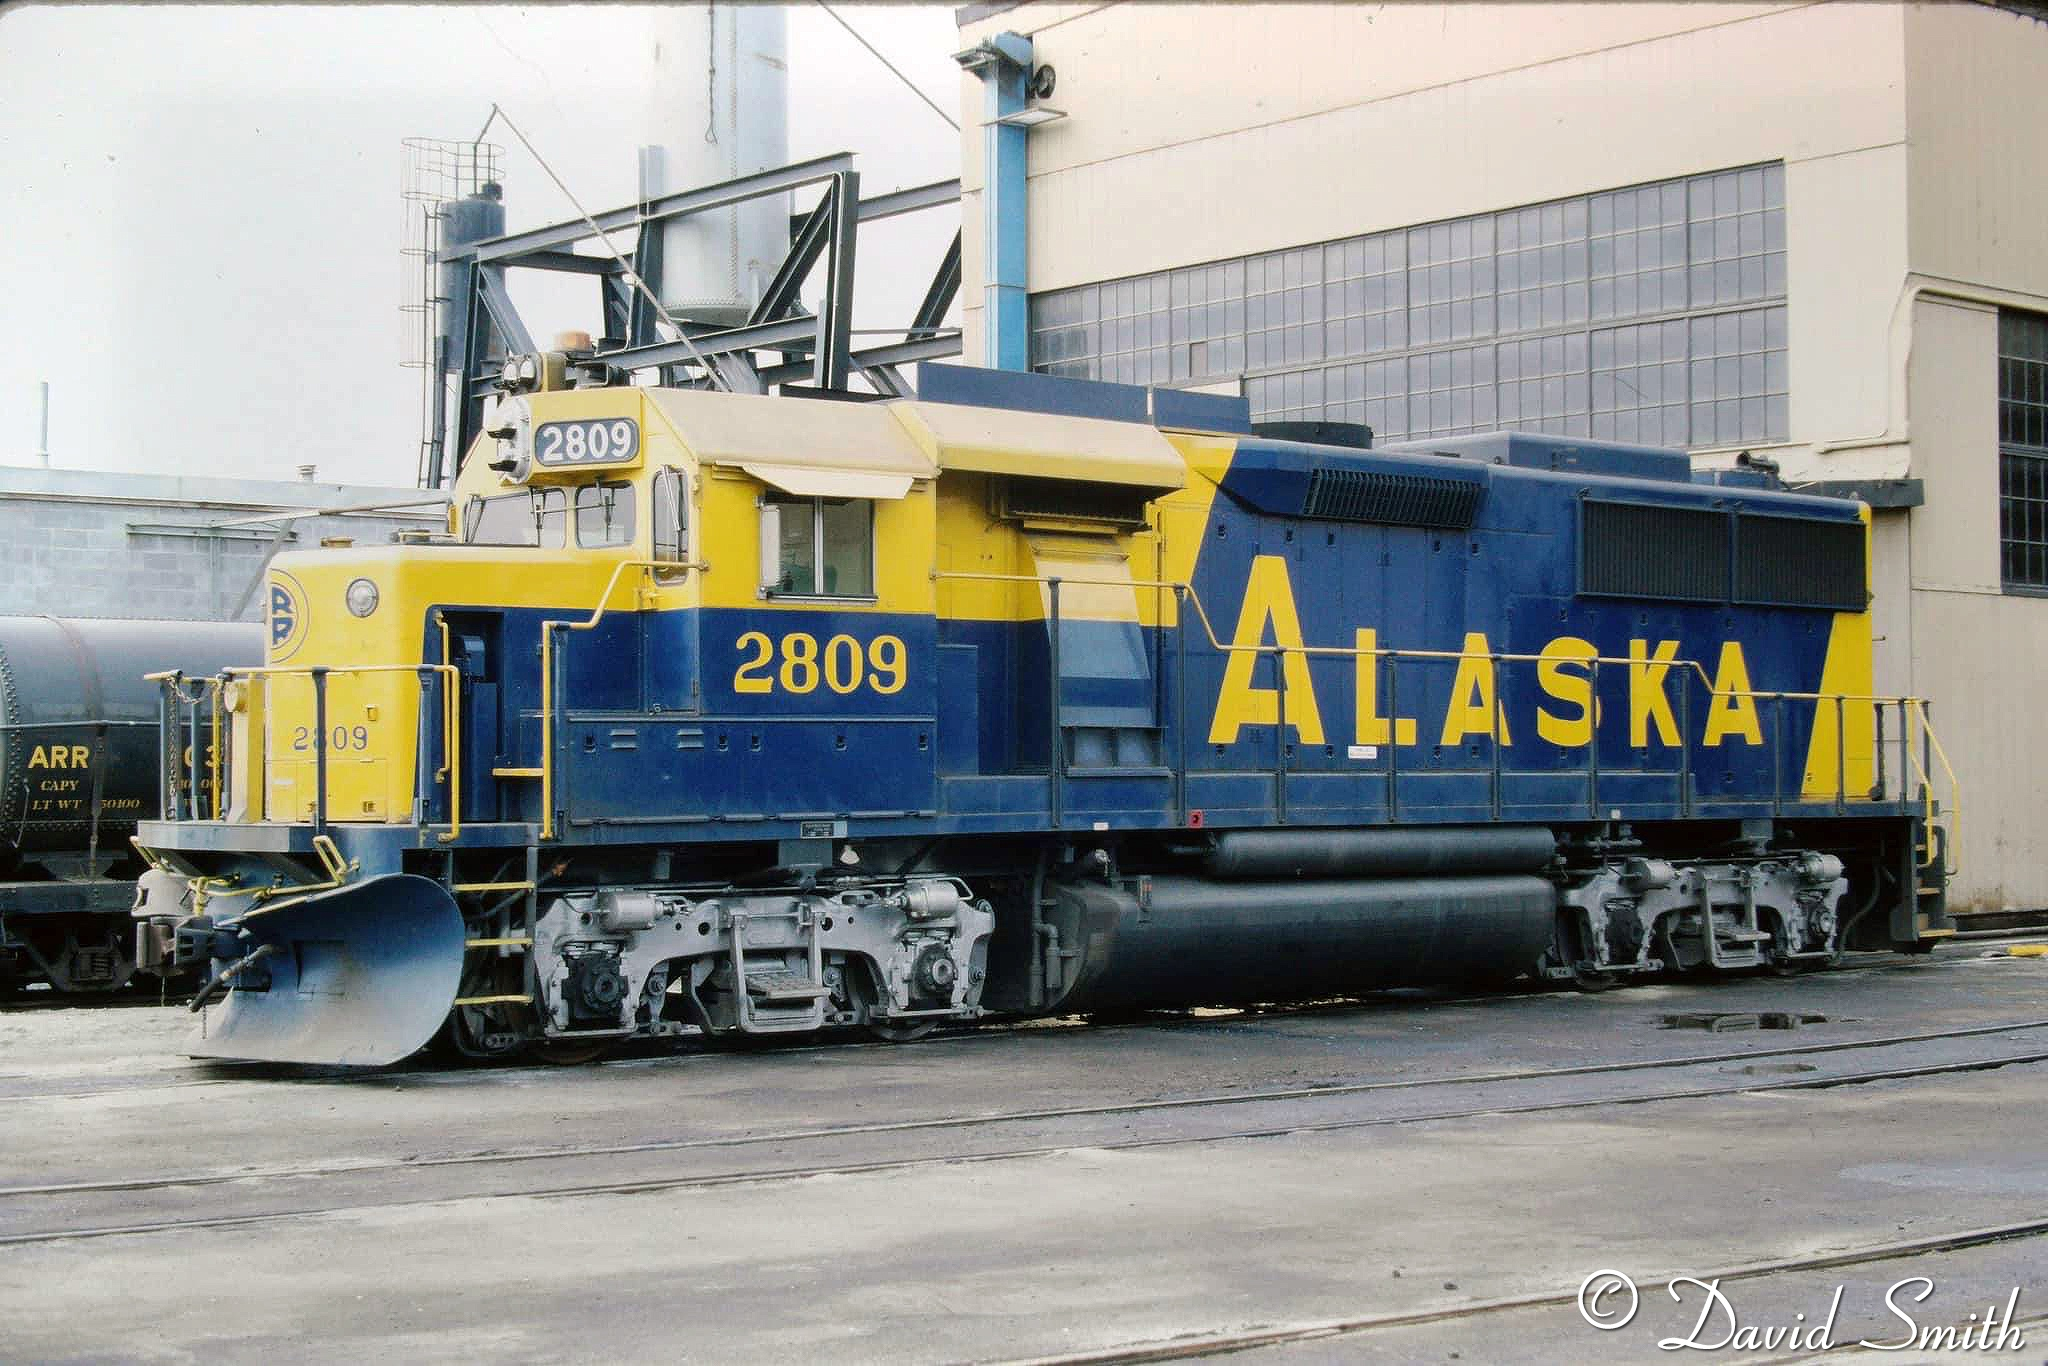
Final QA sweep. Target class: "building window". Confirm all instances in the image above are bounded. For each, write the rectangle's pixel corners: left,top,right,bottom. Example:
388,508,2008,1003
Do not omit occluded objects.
2000,310,2048,593
1030,162,1788,451
764,494,874,598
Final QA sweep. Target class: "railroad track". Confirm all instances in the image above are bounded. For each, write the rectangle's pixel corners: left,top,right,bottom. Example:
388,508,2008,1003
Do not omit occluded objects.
2,934,2036,1107
993,1216,2048,1365
2,1018,2044,1249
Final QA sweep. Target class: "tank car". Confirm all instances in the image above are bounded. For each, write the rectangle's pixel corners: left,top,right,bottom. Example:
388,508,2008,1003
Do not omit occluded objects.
0,616,261,992
131,363,1955,1065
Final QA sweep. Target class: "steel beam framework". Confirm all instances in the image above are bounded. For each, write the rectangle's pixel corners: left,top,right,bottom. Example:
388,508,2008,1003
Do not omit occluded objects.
427,155,962,488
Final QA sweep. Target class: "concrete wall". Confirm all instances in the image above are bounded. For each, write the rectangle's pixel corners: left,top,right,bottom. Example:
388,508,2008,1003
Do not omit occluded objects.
1892,8,2048,909
0,466,441,624
1898,296,2037,909
1903,4,2048,302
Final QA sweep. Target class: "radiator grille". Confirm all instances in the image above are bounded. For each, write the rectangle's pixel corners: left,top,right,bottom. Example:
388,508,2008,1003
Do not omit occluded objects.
1580,500,1729,602
1300,467,1482,528
1736,515,1866,611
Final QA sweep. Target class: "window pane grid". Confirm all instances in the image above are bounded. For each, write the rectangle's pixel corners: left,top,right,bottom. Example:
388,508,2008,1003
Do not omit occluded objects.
1031,161,1789,452
1999,310,2048,592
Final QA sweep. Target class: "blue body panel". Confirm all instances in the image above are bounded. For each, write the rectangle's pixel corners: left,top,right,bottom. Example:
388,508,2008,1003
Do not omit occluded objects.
396,432,1874,857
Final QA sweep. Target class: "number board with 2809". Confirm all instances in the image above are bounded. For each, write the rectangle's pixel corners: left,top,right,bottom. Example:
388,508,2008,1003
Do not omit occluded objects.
535,418,640,468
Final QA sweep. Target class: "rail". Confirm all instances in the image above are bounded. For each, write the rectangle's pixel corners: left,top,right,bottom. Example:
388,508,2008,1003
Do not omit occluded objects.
150,662,462,841
930,569,1959,860
141,558,1955,879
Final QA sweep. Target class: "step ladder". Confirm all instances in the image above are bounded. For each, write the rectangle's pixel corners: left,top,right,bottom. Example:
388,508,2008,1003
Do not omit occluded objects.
728,910,830,1034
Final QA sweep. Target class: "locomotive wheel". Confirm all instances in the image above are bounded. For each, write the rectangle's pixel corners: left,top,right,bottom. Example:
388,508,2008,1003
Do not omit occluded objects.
1571,967,1620,993
529,1039,612,1065
865,1020,937,1044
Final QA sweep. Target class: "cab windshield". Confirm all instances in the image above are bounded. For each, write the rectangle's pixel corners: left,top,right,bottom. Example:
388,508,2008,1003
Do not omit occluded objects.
463,488,566,547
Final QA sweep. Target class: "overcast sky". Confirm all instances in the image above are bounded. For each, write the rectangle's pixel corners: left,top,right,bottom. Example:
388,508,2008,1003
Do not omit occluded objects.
0,2,961,487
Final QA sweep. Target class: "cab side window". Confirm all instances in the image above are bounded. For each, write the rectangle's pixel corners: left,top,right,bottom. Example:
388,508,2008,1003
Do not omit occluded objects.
652,470,689,578
574,481,635,548
763,494,873,598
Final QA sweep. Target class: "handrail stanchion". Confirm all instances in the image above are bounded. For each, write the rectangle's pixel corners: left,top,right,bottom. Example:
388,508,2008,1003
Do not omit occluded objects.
157,679,177,822
208,679,224,819
310,667,329,837
1834,694,1847,815
1587,659,1601,818
414,667,436,828
1677,667,1692,816
1896,699,1910,813
1385,656,1399,821
1771,695,1785,815
1921,700,1934,814
1174,586,1188,824
1274,645,1289,825
186,683,204,826
1047,577,1062,829
549,623,566,838
1489,651,1503,821
1872,700,1886,802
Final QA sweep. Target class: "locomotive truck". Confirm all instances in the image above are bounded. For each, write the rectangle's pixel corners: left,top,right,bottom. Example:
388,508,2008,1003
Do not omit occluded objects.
132,361,1956,1065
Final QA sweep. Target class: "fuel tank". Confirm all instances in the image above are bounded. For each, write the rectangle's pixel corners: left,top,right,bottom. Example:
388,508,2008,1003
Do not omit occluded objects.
0,616,262,871
1035,873,1559,1014
1202,826,1558,879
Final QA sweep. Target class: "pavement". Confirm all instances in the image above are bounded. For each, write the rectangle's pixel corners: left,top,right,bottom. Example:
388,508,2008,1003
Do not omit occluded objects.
0,948,2044,1364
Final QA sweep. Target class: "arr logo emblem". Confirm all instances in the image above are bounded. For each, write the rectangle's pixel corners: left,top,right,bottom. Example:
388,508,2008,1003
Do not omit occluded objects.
268,570,308,662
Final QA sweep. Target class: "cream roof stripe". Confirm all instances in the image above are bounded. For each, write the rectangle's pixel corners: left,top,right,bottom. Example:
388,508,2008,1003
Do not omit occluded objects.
646,389,937,479
890,400,1188,491
646,386,1190,492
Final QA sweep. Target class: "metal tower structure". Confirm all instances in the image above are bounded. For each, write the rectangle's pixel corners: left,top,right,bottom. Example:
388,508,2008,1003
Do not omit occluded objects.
421,153,961,490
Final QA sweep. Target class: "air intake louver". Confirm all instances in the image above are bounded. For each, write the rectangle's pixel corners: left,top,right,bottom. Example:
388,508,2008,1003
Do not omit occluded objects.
1736,514,1866,611
1300,467,1483,528
1581,500,1729,602
999,477,1153,526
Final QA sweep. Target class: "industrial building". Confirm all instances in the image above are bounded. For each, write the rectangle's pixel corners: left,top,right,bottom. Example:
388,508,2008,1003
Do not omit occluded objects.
0,466,439,623
953,0,2048,911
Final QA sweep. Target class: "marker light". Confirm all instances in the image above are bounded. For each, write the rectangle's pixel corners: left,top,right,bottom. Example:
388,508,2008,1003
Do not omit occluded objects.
345,578,380,618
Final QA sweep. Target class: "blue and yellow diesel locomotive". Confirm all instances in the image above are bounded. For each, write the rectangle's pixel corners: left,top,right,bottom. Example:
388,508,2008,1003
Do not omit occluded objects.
133,363,1955,1064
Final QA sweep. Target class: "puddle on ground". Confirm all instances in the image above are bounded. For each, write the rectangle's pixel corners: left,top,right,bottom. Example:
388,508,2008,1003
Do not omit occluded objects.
1660,1011,1830,1032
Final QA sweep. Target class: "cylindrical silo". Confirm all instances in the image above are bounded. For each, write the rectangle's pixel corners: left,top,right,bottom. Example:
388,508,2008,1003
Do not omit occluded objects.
642,1,790,325
437,181,506,381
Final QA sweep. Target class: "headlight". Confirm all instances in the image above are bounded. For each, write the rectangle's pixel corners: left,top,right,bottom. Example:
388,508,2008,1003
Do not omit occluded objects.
345,578,380,618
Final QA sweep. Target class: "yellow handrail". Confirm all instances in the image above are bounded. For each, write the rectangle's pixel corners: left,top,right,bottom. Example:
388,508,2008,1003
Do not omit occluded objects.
931,568,1960,830
1907,698,1961,875
433,621,462,843
531,558,703,839
932,568,1930,703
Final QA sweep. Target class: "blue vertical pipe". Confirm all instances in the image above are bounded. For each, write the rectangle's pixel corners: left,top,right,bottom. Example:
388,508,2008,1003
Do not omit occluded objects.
971,32,1034,370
